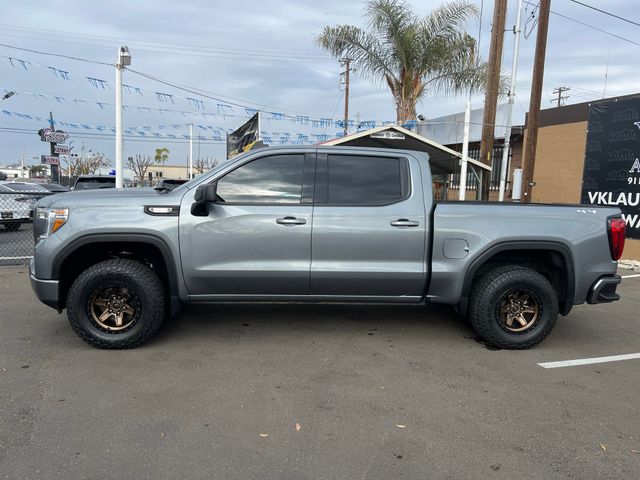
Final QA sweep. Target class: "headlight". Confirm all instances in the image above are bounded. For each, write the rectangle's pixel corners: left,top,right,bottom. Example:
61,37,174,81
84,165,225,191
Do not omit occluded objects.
36,207,69,238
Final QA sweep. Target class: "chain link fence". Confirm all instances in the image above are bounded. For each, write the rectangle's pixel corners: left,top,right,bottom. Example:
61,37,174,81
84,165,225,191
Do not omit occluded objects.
0,192,51,266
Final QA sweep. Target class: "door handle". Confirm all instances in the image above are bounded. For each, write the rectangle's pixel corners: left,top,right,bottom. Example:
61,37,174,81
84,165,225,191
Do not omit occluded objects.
390,219,419,227
276,216,307,225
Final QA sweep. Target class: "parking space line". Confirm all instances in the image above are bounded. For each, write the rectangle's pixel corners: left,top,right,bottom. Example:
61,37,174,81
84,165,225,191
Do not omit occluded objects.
621,273,640,279
538,353,640,369
0,256,33,260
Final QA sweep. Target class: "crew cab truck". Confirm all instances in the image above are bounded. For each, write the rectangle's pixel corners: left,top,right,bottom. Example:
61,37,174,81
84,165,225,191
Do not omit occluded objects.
29,146,625,349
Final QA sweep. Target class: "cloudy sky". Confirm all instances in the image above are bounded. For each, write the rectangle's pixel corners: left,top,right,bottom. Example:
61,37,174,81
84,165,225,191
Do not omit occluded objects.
1,0,638,170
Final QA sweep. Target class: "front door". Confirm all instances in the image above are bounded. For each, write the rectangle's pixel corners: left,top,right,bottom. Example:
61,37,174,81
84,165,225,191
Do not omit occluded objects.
310,152,427,298
180,153,315,296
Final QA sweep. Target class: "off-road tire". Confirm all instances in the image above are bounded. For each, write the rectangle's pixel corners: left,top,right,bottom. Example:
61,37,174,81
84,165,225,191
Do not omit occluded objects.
4,222,21,231
469,265,558,349
67,259,165,349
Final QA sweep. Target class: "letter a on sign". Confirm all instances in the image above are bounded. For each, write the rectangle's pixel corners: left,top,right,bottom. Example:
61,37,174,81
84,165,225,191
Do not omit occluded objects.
630,158,640,174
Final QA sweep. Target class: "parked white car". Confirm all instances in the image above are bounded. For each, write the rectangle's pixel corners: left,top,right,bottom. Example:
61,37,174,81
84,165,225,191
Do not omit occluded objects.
0,184,41,231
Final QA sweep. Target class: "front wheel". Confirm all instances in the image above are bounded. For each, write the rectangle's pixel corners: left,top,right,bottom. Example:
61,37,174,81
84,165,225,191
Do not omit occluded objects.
468,265,559,349
67,259,165,349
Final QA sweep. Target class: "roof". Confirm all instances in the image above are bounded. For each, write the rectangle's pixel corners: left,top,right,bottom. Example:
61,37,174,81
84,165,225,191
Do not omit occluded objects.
320,125,491,175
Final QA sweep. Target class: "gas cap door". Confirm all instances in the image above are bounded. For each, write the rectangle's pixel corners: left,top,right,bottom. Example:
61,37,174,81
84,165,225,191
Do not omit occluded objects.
443,239,470,259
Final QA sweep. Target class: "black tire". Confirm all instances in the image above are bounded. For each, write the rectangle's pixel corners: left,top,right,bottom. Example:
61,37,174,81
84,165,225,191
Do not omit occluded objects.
67,259,165,349
468,265,558,349
4,222,21,231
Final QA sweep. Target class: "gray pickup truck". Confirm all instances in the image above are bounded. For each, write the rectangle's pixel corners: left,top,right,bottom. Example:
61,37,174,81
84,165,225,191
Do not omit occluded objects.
30,146,626,349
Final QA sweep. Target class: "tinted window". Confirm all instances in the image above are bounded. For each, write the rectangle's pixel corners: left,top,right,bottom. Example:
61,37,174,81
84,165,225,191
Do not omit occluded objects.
216,154,304,203
325,155,406,205
74,177,115,190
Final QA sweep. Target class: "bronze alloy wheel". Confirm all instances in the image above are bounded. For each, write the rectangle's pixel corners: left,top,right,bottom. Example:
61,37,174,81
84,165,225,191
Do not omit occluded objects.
498,290,541,333
88,286,141,333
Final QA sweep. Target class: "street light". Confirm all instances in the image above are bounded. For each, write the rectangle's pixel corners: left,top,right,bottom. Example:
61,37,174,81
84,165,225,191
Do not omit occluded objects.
2,91,15,101
115,46,131,189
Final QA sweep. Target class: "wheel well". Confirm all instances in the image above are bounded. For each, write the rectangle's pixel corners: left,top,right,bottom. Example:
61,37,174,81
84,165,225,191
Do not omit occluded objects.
57,242,172,310
460,248,573,316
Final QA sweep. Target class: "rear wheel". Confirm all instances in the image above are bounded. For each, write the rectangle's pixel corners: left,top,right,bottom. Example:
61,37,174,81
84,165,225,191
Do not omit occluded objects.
4,222,21,231
468,265,558,349
67,259,165,349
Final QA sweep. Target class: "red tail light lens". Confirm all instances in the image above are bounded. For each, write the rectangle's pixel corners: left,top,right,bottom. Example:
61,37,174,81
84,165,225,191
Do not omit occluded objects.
608,217,626,261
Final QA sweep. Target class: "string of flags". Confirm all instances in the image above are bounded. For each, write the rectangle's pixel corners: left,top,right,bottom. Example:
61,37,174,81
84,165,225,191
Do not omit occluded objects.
0,109,342,144
2,54,395,128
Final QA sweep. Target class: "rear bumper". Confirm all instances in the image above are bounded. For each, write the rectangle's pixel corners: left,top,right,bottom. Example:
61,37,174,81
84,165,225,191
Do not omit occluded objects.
587,274,621,304
29,259,61,311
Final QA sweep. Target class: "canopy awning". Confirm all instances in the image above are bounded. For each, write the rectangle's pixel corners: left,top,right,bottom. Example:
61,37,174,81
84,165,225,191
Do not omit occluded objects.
321,125,491,176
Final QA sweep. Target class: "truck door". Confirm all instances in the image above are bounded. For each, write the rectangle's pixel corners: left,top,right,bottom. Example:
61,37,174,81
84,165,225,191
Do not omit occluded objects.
310,152,427,299
180,153,315,296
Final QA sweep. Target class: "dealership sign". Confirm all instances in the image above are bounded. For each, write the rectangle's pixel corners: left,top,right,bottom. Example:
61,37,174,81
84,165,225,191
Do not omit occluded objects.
41,155,60,165
581,97,640,239
54,144,69,155
39,127,69,143
371,131,405,140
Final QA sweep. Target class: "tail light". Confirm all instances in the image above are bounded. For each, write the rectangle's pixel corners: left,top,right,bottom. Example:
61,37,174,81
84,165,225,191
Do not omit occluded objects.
608,217,626,261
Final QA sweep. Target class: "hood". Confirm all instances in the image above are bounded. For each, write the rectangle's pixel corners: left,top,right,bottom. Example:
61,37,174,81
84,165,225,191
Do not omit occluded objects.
37,187,184,208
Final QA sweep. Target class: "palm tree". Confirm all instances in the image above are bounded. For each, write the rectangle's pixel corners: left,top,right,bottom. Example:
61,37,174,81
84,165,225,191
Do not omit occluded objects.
317,0,487,123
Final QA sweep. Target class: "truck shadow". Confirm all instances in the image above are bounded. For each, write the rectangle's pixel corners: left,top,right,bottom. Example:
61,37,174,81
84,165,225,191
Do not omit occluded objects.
152,302,475,347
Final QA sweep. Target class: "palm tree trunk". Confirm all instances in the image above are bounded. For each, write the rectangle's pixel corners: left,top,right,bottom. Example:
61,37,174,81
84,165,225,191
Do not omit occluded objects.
396,96,417,124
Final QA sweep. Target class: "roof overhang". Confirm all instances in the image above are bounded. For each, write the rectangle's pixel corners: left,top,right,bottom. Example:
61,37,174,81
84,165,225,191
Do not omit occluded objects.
321,125,491,176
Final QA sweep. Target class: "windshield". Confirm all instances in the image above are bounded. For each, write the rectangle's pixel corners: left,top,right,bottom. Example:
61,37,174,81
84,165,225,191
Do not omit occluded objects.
3,183,47,191
171,155,242,193
74,178,115,190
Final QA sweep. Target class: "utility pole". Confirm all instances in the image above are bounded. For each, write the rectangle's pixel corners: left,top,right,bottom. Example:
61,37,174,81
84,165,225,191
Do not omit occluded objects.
340,58,351,137
115,46,131,189
522,0,551,203
551,86,570,107
189,123,194,179
498,0,524,202
478,0,508,200
48,112,60,183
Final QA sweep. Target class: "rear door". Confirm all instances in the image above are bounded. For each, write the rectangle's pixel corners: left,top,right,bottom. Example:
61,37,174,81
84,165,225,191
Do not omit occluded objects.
310,152,427,299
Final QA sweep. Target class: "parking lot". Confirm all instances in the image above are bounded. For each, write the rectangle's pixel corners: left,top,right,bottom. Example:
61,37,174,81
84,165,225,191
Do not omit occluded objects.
1,266,638,479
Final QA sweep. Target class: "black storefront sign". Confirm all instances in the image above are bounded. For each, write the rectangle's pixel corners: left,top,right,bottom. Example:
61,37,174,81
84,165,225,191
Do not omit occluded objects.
581,96,640,239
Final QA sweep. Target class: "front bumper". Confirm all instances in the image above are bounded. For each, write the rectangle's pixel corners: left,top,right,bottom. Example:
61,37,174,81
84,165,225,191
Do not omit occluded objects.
29,258,61,311
587,274,621,304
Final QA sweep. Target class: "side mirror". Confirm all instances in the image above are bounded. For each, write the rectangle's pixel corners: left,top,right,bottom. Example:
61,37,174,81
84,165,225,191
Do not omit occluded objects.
193,182,218,203
191,182,217,216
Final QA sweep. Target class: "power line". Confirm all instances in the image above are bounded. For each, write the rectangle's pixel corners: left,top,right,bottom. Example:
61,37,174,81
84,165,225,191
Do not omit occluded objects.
567,0,640,29
0,24,333,62
523,1,640,47
0,42,112,66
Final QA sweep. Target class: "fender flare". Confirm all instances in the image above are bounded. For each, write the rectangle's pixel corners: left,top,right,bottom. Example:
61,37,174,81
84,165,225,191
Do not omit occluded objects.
52,233,181,312
458,241,575,316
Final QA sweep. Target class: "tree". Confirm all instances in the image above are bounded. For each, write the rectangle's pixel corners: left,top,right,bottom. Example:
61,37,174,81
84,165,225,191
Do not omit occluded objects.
29,165,48,178
194,157,218,175
317,0,488,123
62,152,109,176
154,148,169,164
127,154,155,186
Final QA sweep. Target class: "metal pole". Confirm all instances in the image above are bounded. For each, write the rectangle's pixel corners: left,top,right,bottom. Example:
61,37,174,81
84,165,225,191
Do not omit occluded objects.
115,55,124,188
459,99,471,201
189,123,193,179
498,0,523,202
342,58,350,136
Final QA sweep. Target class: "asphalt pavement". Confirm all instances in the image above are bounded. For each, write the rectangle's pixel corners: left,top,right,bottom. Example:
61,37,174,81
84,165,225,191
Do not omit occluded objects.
1,266,639,479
